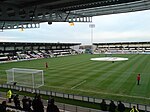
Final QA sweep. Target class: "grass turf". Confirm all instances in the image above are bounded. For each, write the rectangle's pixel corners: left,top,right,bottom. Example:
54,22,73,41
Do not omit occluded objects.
0,54,150,105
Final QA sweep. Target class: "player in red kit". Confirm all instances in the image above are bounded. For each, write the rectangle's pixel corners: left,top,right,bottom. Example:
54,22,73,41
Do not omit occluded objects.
137,74,140,85
45,62,48,69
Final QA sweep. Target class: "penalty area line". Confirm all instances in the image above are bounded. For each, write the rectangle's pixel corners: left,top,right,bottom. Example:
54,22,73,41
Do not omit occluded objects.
71,80,86,89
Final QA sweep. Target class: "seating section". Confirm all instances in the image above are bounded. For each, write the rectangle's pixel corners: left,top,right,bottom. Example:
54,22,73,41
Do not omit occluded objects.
94,42,150,54
0,49,78,63
0,53,8,61
0,42,81,63
52,49,77,57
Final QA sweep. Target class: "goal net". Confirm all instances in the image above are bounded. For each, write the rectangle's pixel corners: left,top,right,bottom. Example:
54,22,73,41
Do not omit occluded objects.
6,68,44,89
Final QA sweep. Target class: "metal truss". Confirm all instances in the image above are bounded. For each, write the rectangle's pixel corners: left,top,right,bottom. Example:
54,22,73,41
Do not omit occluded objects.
2,0,149,30
72,0,150,16
0,3,92,30
0,3,92,22
0,22,40,31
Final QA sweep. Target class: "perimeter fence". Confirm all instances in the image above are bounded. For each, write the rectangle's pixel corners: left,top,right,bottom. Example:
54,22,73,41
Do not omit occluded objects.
0,84,150,112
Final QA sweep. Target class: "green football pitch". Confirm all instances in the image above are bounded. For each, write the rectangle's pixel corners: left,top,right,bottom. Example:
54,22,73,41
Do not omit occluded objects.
0,54,150,105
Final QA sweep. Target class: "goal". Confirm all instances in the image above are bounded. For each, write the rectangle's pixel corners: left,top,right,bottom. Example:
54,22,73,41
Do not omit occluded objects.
6,68,44,89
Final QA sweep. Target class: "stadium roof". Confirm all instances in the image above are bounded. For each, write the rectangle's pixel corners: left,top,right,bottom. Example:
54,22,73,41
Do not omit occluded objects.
0,42,80,46
0,0,150,30
94,41,150,45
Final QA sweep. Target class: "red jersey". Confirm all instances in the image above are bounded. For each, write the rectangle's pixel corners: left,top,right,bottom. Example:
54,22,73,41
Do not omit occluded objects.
45,62,48,68
137,74,140,81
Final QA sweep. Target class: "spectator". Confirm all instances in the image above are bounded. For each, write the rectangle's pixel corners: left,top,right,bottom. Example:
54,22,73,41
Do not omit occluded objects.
118,101,125,112
109,100,116,112
32,94,44,112
0,101,7,112
100,99,107,111
13,94,21,109
22,96,28,111
37,94,44,112
13,94,18,106
27,97,32,111
7,90,12,103
48,96,53,104
32,93,38,112
130,106,139,112
47,98,60,112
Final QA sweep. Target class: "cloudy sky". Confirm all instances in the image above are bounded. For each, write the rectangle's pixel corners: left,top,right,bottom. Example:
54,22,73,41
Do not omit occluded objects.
0,9,150,45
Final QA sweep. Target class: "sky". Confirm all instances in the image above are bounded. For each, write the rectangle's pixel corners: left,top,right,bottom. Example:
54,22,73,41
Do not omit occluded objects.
0,9,150,45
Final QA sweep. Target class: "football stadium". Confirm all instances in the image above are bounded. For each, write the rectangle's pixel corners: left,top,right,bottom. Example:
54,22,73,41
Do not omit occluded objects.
0,42,150,111
1,0,150,112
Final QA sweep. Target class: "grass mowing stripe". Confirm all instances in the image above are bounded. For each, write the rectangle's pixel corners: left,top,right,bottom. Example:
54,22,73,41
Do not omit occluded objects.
130,54,150,97
64,61,114,88
45,56,113,88
105,54,142,93
75,88,150,99
89,61,130,90
119,54,149,96
44,55,120,91
78,61,127,91
58,61,110,88
1,54,150,105
77,54,144,94
47,55,92,69
128,54,149,95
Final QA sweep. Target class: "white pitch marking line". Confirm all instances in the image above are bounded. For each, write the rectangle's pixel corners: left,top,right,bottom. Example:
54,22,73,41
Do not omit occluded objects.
75,89,150,100
71,80,86,89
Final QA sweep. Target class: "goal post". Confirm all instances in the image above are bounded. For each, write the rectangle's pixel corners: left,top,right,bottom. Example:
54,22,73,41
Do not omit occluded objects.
6,68,44,89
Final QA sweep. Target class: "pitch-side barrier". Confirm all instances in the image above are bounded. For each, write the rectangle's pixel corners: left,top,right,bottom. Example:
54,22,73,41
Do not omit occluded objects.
0,84,150,112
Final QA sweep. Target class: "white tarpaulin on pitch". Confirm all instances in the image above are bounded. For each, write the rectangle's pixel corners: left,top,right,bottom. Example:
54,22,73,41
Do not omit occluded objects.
90,57,128,62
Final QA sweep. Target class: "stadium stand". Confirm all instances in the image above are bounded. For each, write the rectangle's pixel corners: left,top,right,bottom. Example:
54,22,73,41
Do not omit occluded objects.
0,53,8,61
94,42,150,54
0,42,80,63
52,49,75,57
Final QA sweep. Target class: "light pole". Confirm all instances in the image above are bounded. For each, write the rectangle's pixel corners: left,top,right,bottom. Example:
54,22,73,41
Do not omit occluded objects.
89,24,95,53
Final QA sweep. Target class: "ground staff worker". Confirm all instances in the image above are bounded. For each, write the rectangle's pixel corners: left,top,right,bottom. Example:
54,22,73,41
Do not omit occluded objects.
7,90,12,103
130,106,139,112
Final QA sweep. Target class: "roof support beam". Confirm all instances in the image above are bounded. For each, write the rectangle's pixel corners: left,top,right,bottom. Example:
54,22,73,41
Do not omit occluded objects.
0,4,92,22
0,22,40,30
72,0,150,16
